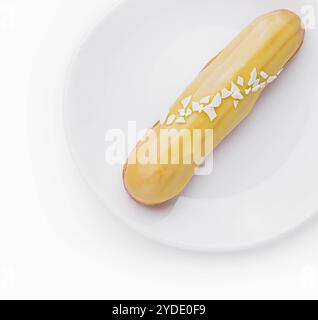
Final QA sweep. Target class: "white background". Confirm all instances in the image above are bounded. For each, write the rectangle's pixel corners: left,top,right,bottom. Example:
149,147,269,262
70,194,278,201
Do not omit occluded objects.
0,0,318,299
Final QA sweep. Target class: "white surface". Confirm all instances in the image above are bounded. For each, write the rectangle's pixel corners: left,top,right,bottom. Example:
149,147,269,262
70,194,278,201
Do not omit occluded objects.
1,0,318,299
64,0,318,252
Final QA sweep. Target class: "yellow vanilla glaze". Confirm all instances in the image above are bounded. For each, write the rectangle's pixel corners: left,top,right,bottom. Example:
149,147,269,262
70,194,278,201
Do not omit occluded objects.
123,10,305,206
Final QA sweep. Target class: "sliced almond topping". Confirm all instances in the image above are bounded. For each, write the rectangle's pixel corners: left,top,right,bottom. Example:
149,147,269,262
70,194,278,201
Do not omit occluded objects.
182,96,192,109
232,91,244,100
267,75,277,84
221,88,232,99
186,108,192,117
252,85,261,92
211,93,222,108
252,79,260,87
231,82,240,93
176,117,186,124
192,101,203,112
260,71,269,79
248,68,258,86
166,114,176,125
200,96,210,104
237,76,244,86
172,67,281,126
203,107,217,121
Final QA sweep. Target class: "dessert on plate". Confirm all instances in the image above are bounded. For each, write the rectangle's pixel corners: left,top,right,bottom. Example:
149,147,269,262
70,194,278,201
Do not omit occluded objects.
123,10,305,206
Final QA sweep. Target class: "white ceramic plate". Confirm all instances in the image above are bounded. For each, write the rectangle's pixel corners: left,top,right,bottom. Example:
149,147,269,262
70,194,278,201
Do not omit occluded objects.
64,0,318,252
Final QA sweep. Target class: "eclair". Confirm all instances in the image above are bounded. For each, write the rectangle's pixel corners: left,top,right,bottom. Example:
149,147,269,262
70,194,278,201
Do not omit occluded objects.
123,10,305,206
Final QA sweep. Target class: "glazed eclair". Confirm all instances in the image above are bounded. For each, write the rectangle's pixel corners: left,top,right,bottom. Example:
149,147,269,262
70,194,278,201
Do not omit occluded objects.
123,9,305,206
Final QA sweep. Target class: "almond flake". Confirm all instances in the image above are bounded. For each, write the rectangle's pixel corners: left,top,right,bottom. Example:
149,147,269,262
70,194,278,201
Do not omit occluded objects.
203,107,217,121
192,101,203,113
260,82,266,89
211,93,222,108
182,96,192,109
233,100,239,109
231,82,240,93
248,68,258,86
252,79,260,87
186,109,192,117
245,88,251,95
178,109,186,116
232,91,244,100
260,71,269,79
200,96,210,104
176,117,186,124
267,76,277,84
237,76,244,86
167,114,176,125
252,85,261,92
221,88,232,99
